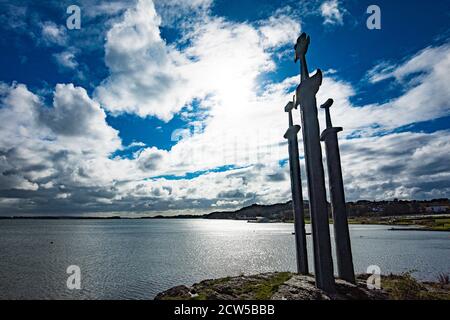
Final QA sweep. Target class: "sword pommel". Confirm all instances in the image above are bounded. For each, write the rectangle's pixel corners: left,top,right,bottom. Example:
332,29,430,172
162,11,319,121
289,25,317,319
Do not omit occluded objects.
294,32,310,62
320,99,334,128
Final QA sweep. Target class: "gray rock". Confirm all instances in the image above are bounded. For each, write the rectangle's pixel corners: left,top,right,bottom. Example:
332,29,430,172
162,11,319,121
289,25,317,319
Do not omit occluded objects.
154,285,191,300
155,272,389,300
272,275,388,300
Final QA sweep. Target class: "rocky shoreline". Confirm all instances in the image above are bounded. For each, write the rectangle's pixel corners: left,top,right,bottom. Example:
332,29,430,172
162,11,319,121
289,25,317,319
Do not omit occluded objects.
155,272,450,300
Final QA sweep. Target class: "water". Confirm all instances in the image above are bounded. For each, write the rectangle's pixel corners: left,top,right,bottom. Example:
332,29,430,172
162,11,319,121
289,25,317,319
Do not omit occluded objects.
0,219,448,299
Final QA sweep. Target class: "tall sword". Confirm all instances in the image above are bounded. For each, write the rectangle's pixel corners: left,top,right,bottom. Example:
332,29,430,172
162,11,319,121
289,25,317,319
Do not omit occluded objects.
284,96,309,275
320,99,355,284
294,32,335,293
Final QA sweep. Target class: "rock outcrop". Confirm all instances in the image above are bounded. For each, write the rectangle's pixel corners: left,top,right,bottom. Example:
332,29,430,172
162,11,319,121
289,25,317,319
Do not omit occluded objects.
155,272,389,300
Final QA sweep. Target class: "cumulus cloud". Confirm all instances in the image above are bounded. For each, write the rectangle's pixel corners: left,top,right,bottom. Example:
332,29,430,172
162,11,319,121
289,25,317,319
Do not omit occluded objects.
40,84,116,140
0,82,125,211
95,0,300,121
94,0,188,120
136,147,169,171
320,0,344,25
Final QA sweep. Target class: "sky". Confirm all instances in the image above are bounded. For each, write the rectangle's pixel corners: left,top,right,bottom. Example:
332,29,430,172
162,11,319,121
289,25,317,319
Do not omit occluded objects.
0,0,449,216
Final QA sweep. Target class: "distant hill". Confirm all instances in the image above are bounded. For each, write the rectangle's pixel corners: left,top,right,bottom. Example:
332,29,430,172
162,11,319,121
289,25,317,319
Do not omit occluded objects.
205,201,308,221
203,198,450,221
1,198,448,220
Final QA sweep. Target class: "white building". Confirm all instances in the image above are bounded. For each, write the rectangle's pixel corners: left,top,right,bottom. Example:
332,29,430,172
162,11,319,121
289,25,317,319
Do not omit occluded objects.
426,206,448,213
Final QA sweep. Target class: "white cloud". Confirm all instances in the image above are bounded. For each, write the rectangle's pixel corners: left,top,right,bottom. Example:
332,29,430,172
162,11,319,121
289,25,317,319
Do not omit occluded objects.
94,0,299,121
0,82,123,194
127,141,146,148
136,147,169,171
83,1,132,18
338,43,450,132
338,130,450,200
320,0,344,25
94,0,188,120
367,43,450,84
259,12,301,48
53,50,78,69
40,21,67,46
153,0,212,25
42,84,118,142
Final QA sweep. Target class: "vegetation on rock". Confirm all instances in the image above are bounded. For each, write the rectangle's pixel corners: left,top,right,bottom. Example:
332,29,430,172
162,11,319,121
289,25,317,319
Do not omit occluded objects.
155,272,450,300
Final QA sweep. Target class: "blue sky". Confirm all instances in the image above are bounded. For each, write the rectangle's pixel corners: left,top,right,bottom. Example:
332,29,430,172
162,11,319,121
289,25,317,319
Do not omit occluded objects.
0,0,449,215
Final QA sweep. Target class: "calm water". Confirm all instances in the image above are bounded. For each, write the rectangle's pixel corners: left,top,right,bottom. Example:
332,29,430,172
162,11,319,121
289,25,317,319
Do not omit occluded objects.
0,219,448,299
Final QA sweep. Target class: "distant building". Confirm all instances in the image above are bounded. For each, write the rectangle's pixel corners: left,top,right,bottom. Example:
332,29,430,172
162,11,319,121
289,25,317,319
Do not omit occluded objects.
247,216,270,223
426,206,448,213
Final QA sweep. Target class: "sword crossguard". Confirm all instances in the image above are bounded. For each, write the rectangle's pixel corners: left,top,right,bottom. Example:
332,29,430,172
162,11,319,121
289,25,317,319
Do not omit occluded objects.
284,101,295,113
320,99,334,110
297,69,322,93
284,125,301,140
296,69,323,108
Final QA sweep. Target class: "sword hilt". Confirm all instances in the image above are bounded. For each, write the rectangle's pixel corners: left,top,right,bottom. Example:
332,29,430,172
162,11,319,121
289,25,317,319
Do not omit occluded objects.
320,99,334,128
285,96,297,126
294,33,311,81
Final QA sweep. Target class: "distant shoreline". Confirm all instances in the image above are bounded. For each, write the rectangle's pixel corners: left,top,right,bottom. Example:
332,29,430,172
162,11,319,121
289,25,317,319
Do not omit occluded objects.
1,214,449,232
0,215,203,220
1,199,449,231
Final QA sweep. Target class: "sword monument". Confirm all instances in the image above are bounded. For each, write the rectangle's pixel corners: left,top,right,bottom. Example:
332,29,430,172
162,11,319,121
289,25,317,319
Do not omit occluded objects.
284,32,356,292
320,98,355,284
284,97,309,275
286,32,336,293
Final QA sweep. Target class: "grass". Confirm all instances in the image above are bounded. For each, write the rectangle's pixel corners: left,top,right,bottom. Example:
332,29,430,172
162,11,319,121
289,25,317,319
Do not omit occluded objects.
438,273,449,285
286,215,450,231
381,272,450,300
387,217,450,231
346,216,450,231
190,272,293,300
191,277,232,300
237,272,292,300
